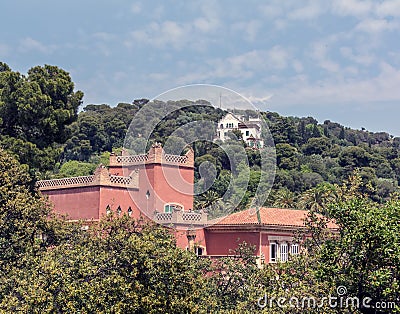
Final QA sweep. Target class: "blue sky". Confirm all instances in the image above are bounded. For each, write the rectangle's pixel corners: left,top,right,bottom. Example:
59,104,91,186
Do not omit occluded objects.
1,1,400,135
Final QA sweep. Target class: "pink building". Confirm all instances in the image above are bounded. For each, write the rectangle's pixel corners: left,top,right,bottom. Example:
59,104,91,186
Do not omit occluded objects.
38,144,334,263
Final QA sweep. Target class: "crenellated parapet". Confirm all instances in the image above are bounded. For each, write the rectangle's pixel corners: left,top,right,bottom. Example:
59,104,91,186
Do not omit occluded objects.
109,153,149,165
154,209,208,227
109,143,194,168
37,165,139,191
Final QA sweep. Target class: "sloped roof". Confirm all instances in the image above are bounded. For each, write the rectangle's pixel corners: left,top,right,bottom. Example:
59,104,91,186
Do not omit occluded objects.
212,207,337,228
238,122,260,130
219,112,242,122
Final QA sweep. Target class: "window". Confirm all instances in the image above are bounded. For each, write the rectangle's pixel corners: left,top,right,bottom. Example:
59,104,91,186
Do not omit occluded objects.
270,242,277,262
127,206,132,217
220,124,223,129
270,241,299,263
246,130,249,136
165,204,173,213
195,246,204,256
106,205,111,216
290,243,299,255
280,242,288,262
117,206,121,216
164,203,183,213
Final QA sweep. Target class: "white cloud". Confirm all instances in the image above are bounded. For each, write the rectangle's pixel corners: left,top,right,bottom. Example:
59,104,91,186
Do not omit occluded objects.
162,21,187,44
376,0,400,17
91,32,116,56
128,21,189,49
259,3,283,18
292,59,304,73
192,0,221,33
273,19,288,30
148,72,169,81
267,46,290,70
212,47,290,79
18,37,56,54
243,94,274,106
193,17,219,33
131,3,141,14
331,0,373,17
113,71,128,82
288,2,324,20
232,20,262,41
311,42,340,73
126,3,221,51
0,43,10,58
355,18,400,33
270,62,400,107
172,47,291,87
93,32,115,41
189,1,221,33
339,47,374,66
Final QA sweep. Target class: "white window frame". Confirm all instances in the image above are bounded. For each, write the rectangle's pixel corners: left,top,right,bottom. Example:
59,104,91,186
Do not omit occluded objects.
164,203,184,213
280,242,288,262
195,246,205,256
270,242,277,263
290,243,299,255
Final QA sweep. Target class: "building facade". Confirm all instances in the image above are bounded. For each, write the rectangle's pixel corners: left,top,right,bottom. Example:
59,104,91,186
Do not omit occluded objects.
216,112,264,148
38,144,334,264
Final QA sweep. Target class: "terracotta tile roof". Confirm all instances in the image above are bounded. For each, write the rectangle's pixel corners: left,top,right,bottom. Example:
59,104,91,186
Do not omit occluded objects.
213,207,337,228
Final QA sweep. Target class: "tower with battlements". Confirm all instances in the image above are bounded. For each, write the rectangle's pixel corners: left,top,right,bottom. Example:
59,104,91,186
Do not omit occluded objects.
38,144,200,227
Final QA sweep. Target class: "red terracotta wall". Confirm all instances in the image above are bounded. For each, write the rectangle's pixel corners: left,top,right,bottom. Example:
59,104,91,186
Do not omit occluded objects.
174,228,206,251
152,164,194,211
261,233,270,263
204,230,260,255
108,165,122,176
98,186,142,219
132,163,194,216
42,186,100,220
261,232,297,263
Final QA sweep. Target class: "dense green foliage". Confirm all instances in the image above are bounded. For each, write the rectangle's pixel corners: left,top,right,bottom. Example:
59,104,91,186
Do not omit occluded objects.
0,63,83,175
56,100,400,210
1,151,399,313
1,62,399,312
2,217,211,313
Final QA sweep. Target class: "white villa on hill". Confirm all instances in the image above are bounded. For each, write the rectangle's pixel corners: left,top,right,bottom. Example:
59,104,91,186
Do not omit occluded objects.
216,112,264,148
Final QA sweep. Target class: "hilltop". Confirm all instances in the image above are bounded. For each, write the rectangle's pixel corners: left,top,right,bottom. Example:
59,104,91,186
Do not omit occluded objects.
51,100,400,208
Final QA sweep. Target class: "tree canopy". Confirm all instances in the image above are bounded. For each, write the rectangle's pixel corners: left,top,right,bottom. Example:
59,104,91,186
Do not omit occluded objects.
0,63,83,175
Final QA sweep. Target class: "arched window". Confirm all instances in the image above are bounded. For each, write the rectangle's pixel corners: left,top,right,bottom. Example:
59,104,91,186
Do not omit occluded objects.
127,206,132,217
106,205,111,216
164,203,184,213
117,206,121,216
